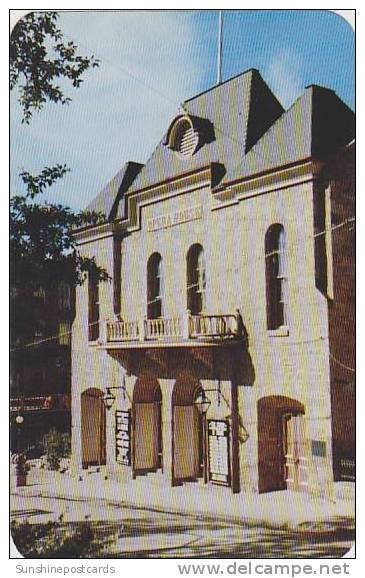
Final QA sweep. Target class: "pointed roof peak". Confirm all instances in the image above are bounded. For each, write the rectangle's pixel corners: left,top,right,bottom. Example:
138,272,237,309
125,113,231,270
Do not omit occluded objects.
305,83,336,93
183,68,259,104
86,161,143,221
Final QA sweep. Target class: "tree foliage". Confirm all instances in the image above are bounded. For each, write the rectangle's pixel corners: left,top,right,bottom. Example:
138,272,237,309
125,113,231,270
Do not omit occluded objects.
10,12,108,348
42,428,71,470
10,11,99,123
11,519,96,558
10,168,109,344
11,172,108,291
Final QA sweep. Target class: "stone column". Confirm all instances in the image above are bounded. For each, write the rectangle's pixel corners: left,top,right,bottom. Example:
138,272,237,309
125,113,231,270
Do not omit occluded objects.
105,397,116,480
160,379,174,485
230,349,241,494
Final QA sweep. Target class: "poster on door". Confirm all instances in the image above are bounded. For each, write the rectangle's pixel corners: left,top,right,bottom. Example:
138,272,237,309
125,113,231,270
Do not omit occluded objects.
207,419,231,486
115,410,131,466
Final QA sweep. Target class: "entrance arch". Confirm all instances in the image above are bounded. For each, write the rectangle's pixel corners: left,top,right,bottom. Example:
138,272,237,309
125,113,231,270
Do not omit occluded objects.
172,374,204,484
257,395,306,493
81,388,106,468
132,375,162,476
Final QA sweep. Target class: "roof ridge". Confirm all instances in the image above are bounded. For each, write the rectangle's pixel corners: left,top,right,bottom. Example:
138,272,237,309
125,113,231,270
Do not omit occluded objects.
241,91,307,160
183,68,258,103
305,83,336,93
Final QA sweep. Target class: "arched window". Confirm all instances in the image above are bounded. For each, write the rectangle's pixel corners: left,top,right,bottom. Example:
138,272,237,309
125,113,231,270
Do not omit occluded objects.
147,253,163,319
265,224,287,330
187,244,206,315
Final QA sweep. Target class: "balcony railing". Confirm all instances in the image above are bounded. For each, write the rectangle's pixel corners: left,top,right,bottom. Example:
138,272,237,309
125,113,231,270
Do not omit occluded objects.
107,319,139,341
189,314,237,338
145,316,182,340
103,311,242,346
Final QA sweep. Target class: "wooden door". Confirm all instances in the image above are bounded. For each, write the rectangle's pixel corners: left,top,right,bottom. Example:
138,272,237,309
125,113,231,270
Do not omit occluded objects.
133,402,160,473
173,405,201,481
81,390,106,467
258,396,305,493
284,415,308,491
258,411,286,493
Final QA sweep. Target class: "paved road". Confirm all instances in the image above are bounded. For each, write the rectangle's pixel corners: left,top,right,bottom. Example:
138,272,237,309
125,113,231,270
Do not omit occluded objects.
11,492,354,558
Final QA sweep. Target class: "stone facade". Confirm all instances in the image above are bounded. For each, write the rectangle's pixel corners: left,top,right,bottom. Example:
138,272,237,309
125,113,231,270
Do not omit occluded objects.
71,69,354,497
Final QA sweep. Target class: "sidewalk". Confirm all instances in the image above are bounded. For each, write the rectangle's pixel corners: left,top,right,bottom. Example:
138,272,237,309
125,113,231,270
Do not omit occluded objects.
11,466,355,530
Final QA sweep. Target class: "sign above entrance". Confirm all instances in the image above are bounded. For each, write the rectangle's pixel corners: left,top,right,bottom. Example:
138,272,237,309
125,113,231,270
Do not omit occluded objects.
146,204,202,232
115,410,131,466
208,419,231,487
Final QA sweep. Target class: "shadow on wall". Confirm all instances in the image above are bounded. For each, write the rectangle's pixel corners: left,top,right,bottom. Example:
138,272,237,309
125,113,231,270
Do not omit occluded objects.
109,324,255,387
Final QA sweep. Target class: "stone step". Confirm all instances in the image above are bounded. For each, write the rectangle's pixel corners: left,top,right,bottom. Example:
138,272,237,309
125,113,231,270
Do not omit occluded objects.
85,466,107,475
144,471,166,485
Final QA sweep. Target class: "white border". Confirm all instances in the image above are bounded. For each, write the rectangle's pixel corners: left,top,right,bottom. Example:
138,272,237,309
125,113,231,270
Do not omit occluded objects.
5,4,359,574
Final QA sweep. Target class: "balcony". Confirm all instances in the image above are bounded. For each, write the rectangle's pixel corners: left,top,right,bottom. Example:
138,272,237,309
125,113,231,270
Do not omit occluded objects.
97,311,243,349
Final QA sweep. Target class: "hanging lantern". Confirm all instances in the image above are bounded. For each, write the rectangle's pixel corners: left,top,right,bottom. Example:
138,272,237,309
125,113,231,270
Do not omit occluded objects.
194,390,211,415
103,388,116,410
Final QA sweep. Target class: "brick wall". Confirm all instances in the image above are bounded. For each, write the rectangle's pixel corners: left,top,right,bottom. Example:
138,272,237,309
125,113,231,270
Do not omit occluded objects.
326,143,355,480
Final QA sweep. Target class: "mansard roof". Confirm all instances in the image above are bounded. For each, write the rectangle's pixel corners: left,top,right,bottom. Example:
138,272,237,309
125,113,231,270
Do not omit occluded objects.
125,68,284,195
86,161,143,220
85,69,354,220
217,84,355,188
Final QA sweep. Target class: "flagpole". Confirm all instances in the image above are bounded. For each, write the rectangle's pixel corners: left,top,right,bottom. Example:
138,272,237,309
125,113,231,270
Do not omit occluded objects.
217,10,223,85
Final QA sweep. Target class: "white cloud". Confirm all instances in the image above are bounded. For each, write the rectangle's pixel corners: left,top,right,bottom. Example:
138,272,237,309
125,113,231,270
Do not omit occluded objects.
264,49,304,109
11,11,208,210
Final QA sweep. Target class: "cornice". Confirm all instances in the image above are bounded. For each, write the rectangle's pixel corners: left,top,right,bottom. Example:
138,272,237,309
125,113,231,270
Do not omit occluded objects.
211,159,324,208
73,221,115,245
74,158,325,244
121,165,212,232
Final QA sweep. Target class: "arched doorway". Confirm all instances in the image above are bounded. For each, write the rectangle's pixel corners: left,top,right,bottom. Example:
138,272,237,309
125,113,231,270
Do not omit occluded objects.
257,395,306,493
172,374,204,484
81,388,106,468
132,375,162,476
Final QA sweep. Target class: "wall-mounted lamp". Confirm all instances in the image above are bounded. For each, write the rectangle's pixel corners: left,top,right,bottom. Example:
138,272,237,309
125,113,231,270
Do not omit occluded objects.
103,375,128,410
193,389,211,484
194,389,211,415
103,388,116,410
198,381,226,409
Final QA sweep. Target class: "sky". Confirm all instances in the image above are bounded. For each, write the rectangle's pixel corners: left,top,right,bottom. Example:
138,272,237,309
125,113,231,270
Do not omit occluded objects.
10,10,355,212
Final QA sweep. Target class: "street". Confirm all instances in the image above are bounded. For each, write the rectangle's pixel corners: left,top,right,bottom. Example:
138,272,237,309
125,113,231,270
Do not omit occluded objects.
11,491,354,558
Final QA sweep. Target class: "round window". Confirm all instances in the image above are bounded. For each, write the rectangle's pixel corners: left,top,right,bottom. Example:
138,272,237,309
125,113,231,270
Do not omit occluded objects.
170,118,199,157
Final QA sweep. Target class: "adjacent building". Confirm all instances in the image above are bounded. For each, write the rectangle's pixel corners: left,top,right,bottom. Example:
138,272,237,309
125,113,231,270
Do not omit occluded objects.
10,282,74,452
71,69,355,495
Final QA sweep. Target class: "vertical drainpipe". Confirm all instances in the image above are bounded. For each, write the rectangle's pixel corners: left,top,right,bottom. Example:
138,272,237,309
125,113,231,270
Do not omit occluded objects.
230,347,241,494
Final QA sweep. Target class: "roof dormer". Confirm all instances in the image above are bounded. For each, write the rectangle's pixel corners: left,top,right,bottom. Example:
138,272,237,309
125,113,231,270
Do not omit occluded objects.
166,115,200,158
